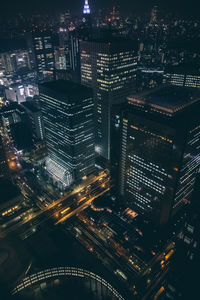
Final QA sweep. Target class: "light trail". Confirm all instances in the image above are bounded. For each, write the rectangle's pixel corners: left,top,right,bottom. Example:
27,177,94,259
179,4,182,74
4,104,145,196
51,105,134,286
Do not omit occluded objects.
0,171,110,236
55,187,111,225
60,207,70,215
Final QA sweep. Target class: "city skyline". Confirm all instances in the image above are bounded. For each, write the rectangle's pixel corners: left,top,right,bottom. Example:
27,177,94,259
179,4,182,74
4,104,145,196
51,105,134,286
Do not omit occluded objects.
1,0,200,16
0,1,200,300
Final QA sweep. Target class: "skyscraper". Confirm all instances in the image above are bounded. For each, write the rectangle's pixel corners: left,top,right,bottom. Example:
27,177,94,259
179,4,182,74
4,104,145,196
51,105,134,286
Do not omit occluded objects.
80,38,138,160
119,85,200,225
82,0,92,29
83,0,91,14
27,31,55,82
58,29,81,83
39,80,95,188
66,31,81,81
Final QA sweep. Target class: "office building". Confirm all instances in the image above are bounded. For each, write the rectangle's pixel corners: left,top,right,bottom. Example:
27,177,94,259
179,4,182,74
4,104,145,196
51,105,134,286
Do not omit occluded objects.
1,103,33,151
178,207,200,262
80,38,138,160
0,50,32,74
54,47,67,70
58,29,81,83
120,85,200,225
39,80,95,188
5,83,39,104
66,32,81,81
21,102,45,143
27,32,55,82
0,103,25,134
163,64,200,88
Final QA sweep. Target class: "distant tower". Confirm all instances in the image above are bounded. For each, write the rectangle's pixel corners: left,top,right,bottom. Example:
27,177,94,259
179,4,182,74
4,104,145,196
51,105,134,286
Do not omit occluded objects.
83,0,91,14
82,0,92,29
150,5,158,24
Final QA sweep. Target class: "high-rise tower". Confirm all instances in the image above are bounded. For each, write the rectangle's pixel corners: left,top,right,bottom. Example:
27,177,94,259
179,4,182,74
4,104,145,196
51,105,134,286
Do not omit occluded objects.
120,85,200,225
39,80,95,188
80,38,138,161
82,0,92,28
83,0,91,14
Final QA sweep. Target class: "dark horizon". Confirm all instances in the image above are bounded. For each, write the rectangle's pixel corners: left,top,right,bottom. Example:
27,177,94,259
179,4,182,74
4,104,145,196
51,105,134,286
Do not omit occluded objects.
2,0,200,17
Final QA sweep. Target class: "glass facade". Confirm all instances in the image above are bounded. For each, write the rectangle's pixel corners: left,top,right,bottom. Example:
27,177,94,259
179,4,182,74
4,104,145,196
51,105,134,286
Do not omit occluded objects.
173,124,200,214
39,80,95,186
120,113,179,224
80,40,138,160
120,90,200,224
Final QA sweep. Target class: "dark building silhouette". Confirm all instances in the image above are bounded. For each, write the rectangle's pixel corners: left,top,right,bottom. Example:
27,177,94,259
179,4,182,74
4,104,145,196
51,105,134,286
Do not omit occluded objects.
21,101,45,144
39,80,95,188
80,38,138,160
119,85,200,225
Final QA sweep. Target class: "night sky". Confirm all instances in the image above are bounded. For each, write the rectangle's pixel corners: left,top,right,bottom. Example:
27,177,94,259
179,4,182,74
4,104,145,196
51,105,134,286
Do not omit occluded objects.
1,0,199,16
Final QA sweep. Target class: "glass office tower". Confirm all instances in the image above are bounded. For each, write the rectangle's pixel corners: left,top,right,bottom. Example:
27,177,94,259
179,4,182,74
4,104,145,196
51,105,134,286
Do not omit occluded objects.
80,38,138,160
27,31,55,82
120,85,200,225
39,80,95,187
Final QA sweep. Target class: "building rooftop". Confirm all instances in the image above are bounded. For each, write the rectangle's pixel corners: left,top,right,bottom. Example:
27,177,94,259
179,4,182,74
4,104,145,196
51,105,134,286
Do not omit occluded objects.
127,85,200,116
40,80,92,98
81,37,138,52
82,207,169,275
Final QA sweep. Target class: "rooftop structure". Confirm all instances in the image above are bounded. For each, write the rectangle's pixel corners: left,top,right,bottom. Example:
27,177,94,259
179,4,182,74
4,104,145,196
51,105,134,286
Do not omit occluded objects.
85,37,138,52
80,38,138,160
127,85,200,117
120,85,200,225
42,79,91,98
83,0,91,14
